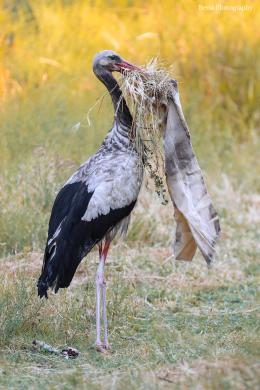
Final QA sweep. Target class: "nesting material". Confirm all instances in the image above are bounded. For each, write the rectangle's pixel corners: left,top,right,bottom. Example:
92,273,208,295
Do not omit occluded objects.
120,59,172,204
120,61,221,264
164,82,221,264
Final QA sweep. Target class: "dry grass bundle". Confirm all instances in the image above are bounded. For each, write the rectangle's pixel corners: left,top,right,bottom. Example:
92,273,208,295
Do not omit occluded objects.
119,59,174,204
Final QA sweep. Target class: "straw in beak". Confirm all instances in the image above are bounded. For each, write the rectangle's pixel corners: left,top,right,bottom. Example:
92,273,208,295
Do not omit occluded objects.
115,60,142,72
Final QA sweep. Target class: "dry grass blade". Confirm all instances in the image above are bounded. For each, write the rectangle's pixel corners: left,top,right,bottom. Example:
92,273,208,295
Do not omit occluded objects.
119,59,174,204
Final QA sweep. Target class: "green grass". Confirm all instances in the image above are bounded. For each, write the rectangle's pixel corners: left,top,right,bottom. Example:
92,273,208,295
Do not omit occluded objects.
0,188,259,389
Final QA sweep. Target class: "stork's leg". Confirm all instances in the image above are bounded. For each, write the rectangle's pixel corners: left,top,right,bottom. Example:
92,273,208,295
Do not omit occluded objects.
102,241,110,349
95,240,110,352
102,279,108,347
95,244,103,349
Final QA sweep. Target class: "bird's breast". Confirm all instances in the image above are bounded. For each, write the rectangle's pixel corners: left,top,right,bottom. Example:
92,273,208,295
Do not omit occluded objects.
81,152,143,222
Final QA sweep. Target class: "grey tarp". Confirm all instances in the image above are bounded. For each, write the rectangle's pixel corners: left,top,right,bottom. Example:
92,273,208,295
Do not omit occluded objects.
163,81,220,264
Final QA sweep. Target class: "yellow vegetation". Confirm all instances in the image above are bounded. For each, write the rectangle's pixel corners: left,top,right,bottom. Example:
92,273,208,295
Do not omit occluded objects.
0,0,259,116
0,0,259,255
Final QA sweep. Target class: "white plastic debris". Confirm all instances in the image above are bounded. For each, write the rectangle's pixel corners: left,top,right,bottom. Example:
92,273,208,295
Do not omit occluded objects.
163,81,221,264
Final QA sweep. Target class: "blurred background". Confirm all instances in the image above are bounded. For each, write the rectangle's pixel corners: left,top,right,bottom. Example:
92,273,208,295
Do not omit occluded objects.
0,0,259,255
0,2,259,387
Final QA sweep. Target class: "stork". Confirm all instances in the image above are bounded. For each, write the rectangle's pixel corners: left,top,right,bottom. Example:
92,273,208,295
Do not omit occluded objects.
37,50,143,352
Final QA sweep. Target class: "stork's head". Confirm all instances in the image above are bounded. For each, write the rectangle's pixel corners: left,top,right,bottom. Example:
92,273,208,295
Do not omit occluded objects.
93,50,141,74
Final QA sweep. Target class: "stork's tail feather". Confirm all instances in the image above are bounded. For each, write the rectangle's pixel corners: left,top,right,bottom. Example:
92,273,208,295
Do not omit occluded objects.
37,245,61,299
37,238,96,299
37,279,48,299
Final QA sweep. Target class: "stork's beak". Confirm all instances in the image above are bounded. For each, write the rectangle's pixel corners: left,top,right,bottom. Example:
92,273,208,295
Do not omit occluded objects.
116,60,142,72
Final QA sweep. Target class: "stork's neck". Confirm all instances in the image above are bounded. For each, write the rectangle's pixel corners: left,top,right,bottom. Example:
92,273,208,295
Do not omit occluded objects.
94,65,133,130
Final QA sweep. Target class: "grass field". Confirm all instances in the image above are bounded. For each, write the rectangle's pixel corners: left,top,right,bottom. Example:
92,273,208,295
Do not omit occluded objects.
0,1,259,389
0,187,259,389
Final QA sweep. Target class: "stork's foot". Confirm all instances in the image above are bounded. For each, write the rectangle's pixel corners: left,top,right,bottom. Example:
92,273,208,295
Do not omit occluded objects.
96,343,111,354
103,342,111,351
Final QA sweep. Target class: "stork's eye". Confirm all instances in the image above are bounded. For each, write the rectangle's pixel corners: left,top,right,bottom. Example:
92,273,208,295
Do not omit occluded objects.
110,55,120,62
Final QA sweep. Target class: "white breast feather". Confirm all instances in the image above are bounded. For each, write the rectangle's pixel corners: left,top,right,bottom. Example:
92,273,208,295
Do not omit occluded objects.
81,154,142,221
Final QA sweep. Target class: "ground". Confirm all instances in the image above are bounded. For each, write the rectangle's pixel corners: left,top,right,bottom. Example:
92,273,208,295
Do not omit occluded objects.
0,186,259,389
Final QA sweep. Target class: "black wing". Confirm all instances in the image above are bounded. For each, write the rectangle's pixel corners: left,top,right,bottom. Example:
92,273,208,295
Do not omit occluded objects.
38,181,135,298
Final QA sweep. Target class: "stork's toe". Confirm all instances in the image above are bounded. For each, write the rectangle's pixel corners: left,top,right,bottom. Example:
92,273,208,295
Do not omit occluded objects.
103,342,111,351
96,343,111,354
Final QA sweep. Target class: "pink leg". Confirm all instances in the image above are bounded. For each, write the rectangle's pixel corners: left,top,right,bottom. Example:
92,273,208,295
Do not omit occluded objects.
96,243,103,349
102,241,110,349
98,242,103,258
95,240,110,352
